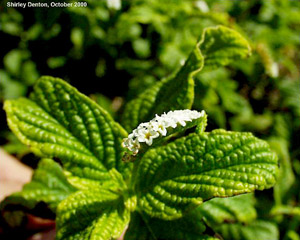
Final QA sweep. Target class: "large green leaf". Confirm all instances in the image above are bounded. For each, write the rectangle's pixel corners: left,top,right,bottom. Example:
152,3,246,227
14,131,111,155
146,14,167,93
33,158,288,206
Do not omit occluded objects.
135,129,278,220
197,194,257,225
56,188,130,240
4,76,130,188
0,158,76,212
121,26,250,132
200,25,251,68
121,41,204,132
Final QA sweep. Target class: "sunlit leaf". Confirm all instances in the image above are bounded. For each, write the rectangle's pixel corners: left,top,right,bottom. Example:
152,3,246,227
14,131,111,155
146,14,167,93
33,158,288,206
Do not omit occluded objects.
136,129,278,220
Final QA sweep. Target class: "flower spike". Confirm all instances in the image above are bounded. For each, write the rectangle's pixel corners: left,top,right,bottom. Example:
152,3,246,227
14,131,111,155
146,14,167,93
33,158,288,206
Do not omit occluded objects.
122,109,205,156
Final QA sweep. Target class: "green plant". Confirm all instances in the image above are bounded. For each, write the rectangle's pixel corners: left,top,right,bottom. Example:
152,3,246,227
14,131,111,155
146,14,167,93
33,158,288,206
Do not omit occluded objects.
1,26,278,240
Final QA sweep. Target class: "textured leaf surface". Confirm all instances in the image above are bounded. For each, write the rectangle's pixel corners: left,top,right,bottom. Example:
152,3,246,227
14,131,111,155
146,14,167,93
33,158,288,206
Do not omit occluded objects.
121,43,204,132
200,26,251,68
197,194,256,225
136,129,278,220
0,158,76,212
56,188,130,240
216,220,279,240
4,76,130,187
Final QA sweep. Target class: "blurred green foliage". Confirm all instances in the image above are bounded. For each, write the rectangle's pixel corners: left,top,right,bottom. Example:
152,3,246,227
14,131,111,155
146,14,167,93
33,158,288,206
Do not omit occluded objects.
0,0,300,239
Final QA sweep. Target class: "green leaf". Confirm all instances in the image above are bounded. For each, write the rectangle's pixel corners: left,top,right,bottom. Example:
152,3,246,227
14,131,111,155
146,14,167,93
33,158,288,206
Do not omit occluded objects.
268,137,295,205
215,220,279,240
200,25,251,68
136,129,278,220
56,188,130,240
121,26,250,132
0,158,76,212
124,212,213,240
271,205,300,217
4,76,130,187
197,194,257,225
121,42,204,132
0,70,27,100
4,49,29,75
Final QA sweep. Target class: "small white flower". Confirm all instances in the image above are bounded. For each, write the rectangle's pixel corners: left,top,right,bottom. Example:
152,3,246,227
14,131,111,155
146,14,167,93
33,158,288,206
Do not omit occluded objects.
122,136,140,155
130,140,140,154
122,137,132,148
136,125,159,145
163,114,177,128
151,120,167,136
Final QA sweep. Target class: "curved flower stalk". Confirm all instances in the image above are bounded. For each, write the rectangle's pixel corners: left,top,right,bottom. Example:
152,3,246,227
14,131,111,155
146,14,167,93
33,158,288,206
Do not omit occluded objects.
122,110,205,156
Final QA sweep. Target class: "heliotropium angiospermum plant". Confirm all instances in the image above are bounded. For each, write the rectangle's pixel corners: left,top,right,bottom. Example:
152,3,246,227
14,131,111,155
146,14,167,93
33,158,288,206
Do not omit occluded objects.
1,26,278,240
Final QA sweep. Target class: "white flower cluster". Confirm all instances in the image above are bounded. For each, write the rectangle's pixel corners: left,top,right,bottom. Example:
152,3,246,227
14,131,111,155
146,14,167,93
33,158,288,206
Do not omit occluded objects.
122,110,205,155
